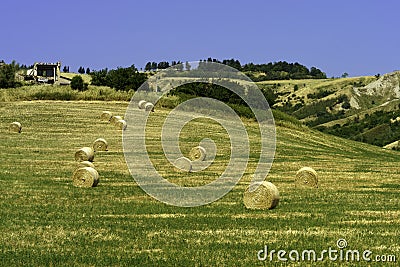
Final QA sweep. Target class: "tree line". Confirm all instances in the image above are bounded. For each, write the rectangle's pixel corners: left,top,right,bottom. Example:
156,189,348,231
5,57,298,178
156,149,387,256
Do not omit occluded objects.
89,64,147,91
144,58,326,80
169,80,278,119
0,58,327,89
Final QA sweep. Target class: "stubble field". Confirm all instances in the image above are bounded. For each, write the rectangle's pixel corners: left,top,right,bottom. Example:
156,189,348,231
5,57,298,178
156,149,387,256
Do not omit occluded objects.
0,100,399,266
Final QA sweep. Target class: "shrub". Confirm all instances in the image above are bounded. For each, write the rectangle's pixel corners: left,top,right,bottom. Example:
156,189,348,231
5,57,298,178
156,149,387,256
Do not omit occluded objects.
71,75,86,91
0,61,19,88
341,101,351,109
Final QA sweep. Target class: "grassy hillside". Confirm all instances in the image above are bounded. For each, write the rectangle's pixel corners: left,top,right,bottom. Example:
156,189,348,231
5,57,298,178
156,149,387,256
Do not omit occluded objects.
261,72,400,147
60,72,92,84
0,101,399,266
0,85,134,102
3,71,400,148
257,76,375,109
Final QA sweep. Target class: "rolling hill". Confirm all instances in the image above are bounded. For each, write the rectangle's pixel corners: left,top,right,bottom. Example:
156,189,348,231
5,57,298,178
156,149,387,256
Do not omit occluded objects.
263,71,400,147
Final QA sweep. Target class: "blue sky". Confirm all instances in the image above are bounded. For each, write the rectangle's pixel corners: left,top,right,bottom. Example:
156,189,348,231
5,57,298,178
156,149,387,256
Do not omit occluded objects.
1,0,399,77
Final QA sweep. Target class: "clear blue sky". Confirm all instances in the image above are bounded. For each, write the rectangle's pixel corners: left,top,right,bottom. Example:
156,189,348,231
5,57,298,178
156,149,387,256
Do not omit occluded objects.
1,0,399,77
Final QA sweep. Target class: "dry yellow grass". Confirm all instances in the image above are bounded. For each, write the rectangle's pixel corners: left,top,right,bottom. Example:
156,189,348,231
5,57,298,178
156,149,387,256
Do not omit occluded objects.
60,72,92,83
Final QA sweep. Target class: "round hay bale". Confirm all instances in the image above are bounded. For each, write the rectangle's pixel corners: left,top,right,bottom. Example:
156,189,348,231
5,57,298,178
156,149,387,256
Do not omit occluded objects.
75,147,95,162
189,146,206,161
115,119,127,130
243,181,280,210
383,141,400,150
295,167,318,188
72,167,99,187
144,102,154,112
138,100,147,109
110,115,123,125
9,122,22,133
100,111,113,122
93,138,108,152
78,161,95,168
174,157,192,172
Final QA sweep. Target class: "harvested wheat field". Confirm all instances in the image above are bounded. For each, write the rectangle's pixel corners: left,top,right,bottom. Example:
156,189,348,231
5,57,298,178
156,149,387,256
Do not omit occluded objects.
0,101,399,266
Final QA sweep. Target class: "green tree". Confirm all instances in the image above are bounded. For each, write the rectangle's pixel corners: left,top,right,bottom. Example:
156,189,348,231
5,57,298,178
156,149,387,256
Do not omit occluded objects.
78,66,85,74
310,67,327,79
341,72,349,78
90,68,108,86
106,64,147,91
263,88,278,106
157,61,170,69
185,61,191,71
145,62,152,71
0,60,19,88
222,58,241,70
71,75,86,91
175,63,183,71
86,67,90,74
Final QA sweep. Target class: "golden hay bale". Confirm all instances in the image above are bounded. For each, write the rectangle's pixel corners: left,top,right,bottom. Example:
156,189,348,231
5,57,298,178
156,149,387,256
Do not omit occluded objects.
72,167,99,187
138,100,147,109
243,181,280,210
100,111,113,122
383,140,400,150
115,119,127,130
295,167,318,188
144,102,154,112
174,157,192,172
9,121,22,133
189,146,206,161
110,115,123,125
78,161,95,168
75,147,95,162
93,138,108,152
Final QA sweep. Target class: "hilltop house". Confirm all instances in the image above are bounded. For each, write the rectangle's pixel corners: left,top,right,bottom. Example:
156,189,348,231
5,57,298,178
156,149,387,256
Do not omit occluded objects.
27,62,61,84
